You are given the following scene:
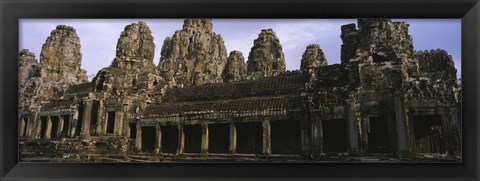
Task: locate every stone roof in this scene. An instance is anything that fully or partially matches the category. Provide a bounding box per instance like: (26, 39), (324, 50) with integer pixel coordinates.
(142, 95), (303, 118)
(41, 99), (73, 111)
(162, 72), (308, 103)
(65, 82), (94, 94)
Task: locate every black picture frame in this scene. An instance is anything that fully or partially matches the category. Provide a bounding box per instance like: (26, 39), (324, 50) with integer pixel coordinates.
(1, 0), (479, 180)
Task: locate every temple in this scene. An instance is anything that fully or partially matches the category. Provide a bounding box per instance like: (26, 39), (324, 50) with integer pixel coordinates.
(19, 19), (461, 162)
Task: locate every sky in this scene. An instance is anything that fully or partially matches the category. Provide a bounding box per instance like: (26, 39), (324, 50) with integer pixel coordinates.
(19, 19), (461, 79)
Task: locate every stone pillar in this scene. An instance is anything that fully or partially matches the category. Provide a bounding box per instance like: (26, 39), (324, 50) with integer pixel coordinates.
(346, 98), (359, 154)
(95, 101), (105, 136)
(24, 116), (31, 138)
(30, 113), (40, 138)
(81, 100), (93, 136)
(35, 116), (42, 139)
(229, 123), (237, 154)
(201, 123), (209, 154)
(69, 113), (76, 137)
(57, 115), (64, 137)
(406, 113), (416, 152)
(45, 116), (53, 139)
(394, 91), (410, 155)
(114, 111), (124, 136)
(135, 122), (142, 152)
(103, 111), (109, 134)
(311, 115), (323, 156)
(262, 119), (271, 155)
(155, 124), (162, 154)
(27, 115), (33, 138)
(177, 125), (185, 154)
(70, 105), (79, 137)
(24, 117), (30, 138)
(19, 115), (25, 137)
(301, 116), (312, 155)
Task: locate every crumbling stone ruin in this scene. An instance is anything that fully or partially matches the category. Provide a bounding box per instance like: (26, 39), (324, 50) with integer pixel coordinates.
(19, 19), (461, 162)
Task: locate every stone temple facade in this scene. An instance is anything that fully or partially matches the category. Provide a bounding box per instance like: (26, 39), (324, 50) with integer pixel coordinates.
(18, 19), (461, 162)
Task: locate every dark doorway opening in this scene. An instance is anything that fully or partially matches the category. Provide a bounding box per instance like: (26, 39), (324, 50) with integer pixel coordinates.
(322, 119), (347, 153)
(184, 124), (202, 153)
(413, 115), (443, 153)
(141, 126), (155, 152)
(106, 111), (115, 134)
(129, 123), (137, 139)
(40, 116), (48, 138)
(208, 123), (230, 153)
(236, 122), (263, 154)
(161, 125), (179, 153)
(76, 103), (84, 136)
(372, 53), (388, 62)
(271, 119), (302, 154)
(50, 116), (59, 138)
(90, 101), (100, 132)
(61, 115), (70, 137)
(368, 116), (390, 153)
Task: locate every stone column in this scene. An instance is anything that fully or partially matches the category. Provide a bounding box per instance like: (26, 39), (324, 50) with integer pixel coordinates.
(229, 123), (237, 154)
(262, 119), (271, 155)
(406, 113), (416, 152)
(69, 114), (75, 137)
(155, 124), (162, 154)
(95, 101), (105, 136)
(103, 111), (109, 134)
(114, 111), (124, 136)
(201, 123), (209, 154)
(30, 113), (40, 138)
(19, 116), (25, 137)
(24, 116), (31, 138)
(35, 116), (42, 139)
(394, 91), (410, 155)
(311, 115), (323, 156)
(70, 106), (79, 137)
(57, 115), (64, 137)
(135, 122), (142, 152)
(346, 97), (359, 154)
(177, 125), (185, 154)
(18, 115), (25, 137)
(81, 100), (93, 136)
(24, 117), (30, 138)
(45, 116), (53, 139)
(301, 116), (312, 155)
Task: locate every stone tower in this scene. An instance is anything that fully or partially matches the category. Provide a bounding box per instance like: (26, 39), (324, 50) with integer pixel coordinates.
(222, 50), (247, 82)
(18, 49), (41, 89)
(300, 44), (328, 72)
(93, 22), (163, 92)
(340, 19), (414, 63)
(247, 28), (286, 79)
(157, 19), (228, 86)
(40, 25), (88, 84)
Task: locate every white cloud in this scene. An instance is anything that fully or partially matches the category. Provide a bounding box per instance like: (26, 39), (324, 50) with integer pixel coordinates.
(273, 21), (335, 50)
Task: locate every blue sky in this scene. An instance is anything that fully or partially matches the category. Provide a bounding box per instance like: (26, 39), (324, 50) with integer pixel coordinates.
(19, 19), (461, 78)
